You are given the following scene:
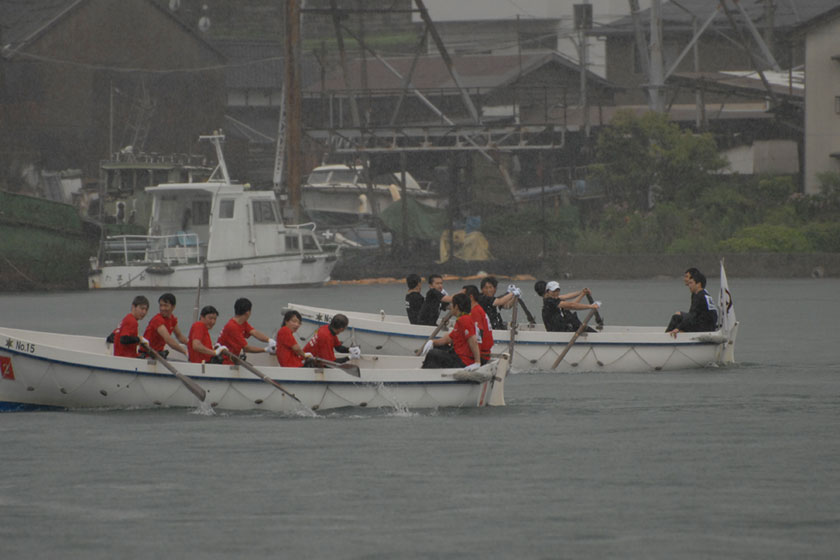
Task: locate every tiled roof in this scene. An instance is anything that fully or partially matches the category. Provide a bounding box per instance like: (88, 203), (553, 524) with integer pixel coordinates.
(212, 40), (320, 89)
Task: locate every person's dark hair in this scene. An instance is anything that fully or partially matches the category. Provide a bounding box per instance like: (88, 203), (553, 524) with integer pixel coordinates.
(159, 292), (176, 306)
(463, 285), (480, 300)
(428, 273), (442, 284)
(690, 270), (707, 288)
(452, 292), (471, 313)
(480, 276), (498, 289)
(200, 305), (218, 317)
(534, 280), (546, 297)
(685, 267), (701, 276)
(234, 298), (252, 316)
(283, 309), (302, 325)
(406, 273), (421, 290)
(132, 295), (150, 307)
(329, 313), (349, 331)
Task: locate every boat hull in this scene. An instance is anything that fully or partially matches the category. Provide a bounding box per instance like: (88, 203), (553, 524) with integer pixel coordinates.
(89, 253), (337, 289)
(0, 328), (508, 413)
(288, 303), (738, 373)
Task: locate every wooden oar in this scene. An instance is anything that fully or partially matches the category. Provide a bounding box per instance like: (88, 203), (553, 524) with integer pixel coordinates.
(223, 350), (304, 405)
(551, 309), (597, 369)
(192, 279), (202, 323)
(584, 292), (604, 329)
(312, 357), (361, 377)
(507, 295), (519, 357)
(517, 297), (536, 326)
(414, 310), (454, 355)
(141, 343), (206, 402)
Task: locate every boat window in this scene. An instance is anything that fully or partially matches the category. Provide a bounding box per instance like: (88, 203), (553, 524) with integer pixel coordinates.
(302, 234), (318, 251)
(330, 169), (358, 184)
(285, 236), (300, 251)
(306, 170), (331, 185)
(252, 200), (277, 223)
(218, 199), (235, 219)
(192, 200), (211, 225)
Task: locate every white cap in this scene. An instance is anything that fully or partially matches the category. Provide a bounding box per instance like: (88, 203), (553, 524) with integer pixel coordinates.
(546, 281), (560, 292)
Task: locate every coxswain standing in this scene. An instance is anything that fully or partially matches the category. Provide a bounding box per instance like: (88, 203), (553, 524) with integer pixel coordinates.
(216, 298), (276, 364)
(111, 295), (150, 358)
(187, 305), (225, 364)
(142, 293), (188, 358)
(420, 293), (481, 371)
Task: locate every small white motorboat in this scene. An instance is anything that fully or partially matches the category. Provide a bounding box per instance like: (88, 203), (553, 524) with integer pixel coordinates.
(88, 133), (338, 289)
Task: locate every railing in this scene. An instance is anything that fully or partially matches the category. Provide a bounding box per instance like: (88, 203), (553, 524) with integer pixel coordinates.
(103, 232), (202, 265)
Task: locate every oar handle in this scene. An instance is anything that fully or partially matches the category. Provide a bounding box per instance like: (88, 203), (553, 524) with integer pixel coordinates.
(141, 342), (206, 402)
(551, 309), (597, 369)
(223, 350), (303, 404)
(312, 357), (361, 377)
(507, 295), (519, 357)
(584, 292), (604, 329)
(517, 297), (536, 326)
(415, 310), (454, 355)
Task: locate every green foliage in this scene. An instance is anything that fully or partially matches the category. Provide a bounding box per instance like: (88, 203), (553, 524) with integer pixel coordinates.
(481, 205), (580, 251)
(718, 224), (812, 253)
(592, 110), (726, 210)
(801, 221), (840, 252)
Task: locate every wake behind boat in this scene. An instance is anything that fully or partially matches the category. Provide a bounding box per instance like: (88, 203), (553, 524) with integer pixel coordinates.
(0, 327), (509, 413)
(288, 263), (739, 373)
(88, 133), (338, 289)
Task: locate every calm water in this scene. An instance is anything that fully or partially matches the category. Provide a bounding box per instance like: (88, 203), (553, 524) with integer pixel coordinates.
(1, 277), (839, 559)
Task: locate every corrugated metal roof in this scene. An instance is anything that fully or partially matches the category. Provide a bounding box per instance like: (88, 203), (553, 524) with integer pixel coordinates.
(597, 0), (840, 35)
(304, 52), (618, 94)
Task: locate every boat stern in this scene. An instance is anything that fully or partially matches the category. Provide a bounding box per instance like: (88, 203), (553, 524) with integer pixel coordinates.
(486, 352), (510, 407)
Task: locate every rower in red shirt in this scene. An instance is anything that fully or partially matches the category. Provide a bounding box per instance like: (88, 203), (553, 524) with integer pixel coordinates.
(464, 284), (494, 364)
(303, 314), (355, 363)
(142, 293), (188, 358)
(420, 293), (481, 370)
(188, 305), (224, 364)
(111, 295), (150, 358)
(275, 310), (309, 367)
(216, 298), (275, 364)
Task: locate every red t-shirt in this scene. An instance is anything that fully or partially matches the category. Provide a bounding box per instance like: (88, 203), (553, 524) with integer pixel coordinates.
(470, 303), (494, 358)
(113, 312), (140, 358)
(276, 325), (303, 367)
(188, 321), (213, 364)
(303, 324), (340, 361)
(143, 313), (178, 353)
(217, 318), (253, 364)
(451, 313), (477, 366)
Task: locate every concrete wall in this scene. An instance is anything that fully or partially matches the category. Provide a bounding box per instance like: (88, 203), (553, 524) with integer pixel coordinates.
(803, 15), (840, 194)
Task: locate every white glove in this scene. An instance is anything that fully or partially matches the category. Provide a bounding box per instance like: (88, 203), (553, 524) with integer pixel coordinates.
(349, 346), (361, 359)
(464, 362), (480, 371)
(421, 340), (434, 357)
(139, 336), (150, 346)
(593, 301), (602, 308)
(214, 344), (228, 357)
(265, 342), (276, 354)
(304, 352), (313, 359)
(268, 337), (276, 347)
(512, 287), (521, 297)
(440, 288), (448, 296)
(506, 284), (516, 293)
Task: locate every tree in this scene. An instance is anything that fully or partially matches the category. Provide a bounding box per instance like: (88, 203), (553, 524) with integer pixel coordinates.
(591, 110), (726, 211)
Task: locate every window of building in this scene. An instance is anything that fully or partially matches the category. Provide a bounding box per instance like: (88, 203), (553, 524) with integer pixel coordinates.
(219, 199), (235, 219)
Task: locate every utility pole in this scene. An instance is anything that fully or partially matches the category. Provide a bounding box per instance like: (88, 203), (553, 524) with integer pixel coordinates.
(648, 0), (665, 113)
(285, 0), (303, 223)
(574, 3), (592, 138)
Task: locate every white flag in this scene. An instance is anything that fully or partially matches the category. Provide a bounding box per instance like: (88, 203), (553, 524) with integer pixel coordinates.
(718, 259), (736, 334)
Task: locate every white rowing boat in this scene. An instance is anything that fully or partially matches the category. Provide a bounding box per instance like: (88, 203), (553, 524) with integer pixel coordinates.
(287, 263), (739, 373)
(0, 328), (509, 413)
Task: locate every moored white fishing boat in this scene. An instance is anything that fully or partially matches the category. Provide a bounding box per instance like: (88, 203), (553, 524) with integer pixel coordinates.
(88, 133), (338, 289)
(287, 263), (739, 373)
(0, 327), (509, 413)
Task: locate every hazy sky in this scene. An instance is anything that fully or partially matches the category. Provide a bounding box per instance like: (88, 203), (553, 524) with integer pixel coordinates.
(417, 0), (652, 22)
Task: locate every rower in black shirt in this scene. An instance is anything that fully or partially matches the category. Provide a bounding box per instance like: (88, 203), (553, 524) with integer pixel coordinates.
(417, 273), (453, 326)
(405, 273), (424, 324)
(477, 276), (518, 330)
